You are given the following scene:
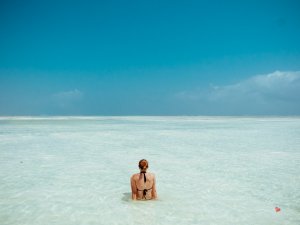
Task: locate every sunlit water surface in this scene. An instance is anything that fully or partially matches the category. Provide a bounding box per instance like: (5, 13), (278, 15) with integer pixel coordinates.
(0, 117), (299, 225)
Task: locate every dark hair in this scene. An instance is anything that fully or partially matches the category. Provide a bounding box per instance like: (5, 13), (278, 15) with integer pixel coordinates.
(138, 159), (148, 171)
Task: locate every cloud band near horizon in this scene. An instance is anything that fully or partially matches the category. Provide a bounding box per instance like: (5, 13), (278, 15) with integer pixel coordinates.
(175, 70), (300, 115)
(0, 70), (300, 116)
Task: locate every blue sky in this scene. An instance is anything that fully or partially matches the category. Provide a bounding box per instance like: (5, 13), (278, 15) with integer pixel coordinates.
(0, 0), (300, 115)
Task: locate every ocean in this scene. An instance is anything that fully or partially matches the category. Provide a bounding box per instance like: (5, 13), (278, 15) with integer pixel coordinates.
(0, 116), (299, 225)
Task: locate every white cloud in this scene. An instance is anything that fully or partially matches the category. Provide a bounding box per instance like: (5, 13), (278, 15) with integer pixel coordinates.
(53, 89), (83, 100)
(176, 71), (300, 115)
(52, 89), (83, 108)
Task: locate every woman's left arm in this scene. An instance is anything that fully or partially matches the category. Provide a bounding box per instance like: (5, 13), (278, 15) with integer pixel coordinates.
(151, 174), (157, 199)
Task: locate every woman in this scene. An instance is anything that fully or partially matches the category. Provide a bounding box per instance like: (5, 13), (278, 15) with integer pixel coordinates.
(130, 159), (157, 200)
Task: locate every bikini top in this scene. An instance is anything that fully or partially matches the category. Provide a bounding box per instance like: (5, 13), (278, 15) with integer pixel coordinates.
(136, 171), (153, 199)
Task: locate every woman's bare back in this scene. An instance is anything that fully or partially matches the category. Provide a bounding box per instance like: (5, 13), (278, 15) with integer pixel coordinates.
(131, 159), (157, 200)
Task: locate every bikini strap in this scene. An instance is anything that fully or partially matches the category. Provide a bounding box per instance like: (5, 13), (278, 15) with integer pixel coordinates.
(137, 187), (152, 199)
(137, 172), (152, 199)
(140, 171), (146, 183)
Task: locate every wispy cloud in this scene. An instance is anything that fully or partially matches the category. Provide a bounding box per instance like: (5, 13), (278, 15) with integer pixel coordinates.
(52, 89), (83, 108)
(175, 71), (300, 115)
(53, 89), (83, 100)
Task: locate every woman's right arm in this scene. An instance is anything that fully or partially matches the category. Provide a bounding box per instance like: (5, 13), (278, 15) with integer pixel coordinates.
(131, 175), (137, 200)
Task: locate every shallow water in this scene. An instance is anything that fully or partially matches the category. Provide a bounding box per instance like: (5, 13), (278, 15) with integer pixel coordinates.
(0, 116), (299, 225)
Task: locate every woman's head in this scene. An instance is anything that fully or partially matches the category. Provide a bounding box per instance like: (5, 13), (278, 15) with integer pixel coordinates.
(138, 159), (148, 172)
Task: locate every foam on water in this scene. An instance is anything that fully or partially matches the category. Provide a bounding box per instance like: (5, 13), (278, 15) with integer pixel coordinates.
(0, 117), (300, 225)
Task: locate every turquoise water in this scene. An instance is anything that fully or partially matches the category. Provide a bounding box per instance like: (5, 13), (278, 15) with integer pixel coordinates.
(0, 116), (299, 225)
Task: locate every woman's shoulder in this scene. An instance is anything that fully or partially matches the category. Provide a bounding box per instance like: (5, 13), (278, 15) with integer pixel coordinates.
(131, 173), (140, 179)
(146, 172), (156, 179)
(131, 172), (155, 179)
(147, 172), (155, 175)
